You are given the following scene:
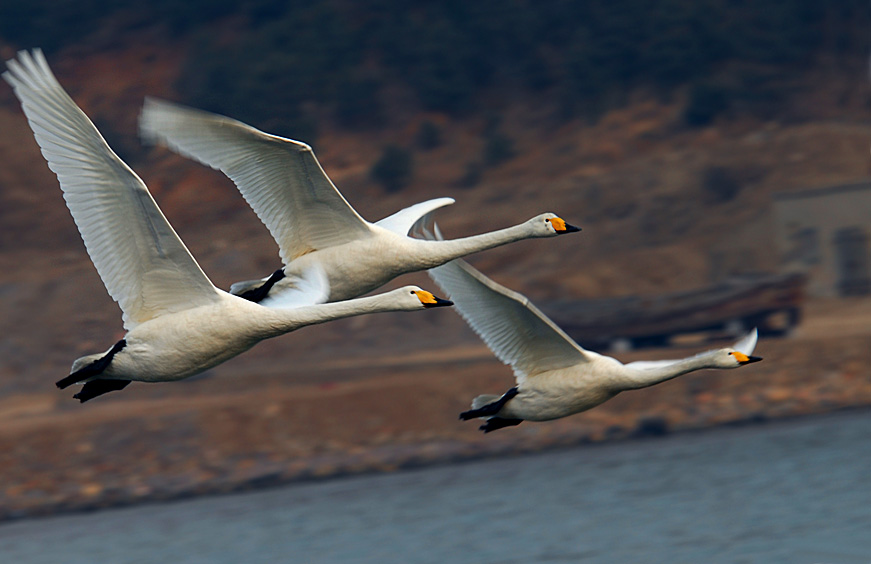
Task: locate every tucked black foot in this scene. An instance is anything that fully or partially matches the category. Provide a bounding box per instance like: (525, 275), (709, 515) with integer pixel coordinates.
(480, 417), (524, 433)
(73, 379), (131, 403)
(236, 268), (285, 303)
(56, 339), (127, 389)
(459, 387), (519, 420)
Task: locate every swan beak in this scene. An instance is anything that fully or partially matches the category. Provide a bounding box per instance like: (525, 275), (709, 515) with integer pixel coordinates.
(550, 217), (581, 234)
(416, 290), (454, 308)
(733, 351), (763, 365)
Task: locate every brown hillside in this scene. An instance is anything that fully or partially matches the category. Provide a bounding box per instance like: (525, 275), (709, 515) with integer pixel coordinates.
(0, 33), (870, 517)
(0, 41), (870, 395)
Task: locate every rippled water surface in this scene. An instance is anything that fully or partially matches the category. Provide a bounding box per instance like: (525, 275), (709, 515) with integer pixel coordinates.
(3, 412), (871, 564)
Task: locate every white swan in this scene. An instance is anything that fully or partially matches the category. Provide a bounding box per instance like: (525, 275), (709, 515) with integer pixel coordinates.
(3, 49), (452, 402)
(424, 231), (763, 432)
(138, 98), (580, 307)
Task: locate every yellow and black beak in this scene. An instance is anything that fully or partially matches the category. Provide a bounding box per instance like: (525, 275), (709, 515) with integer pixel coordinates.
(548, 217), (581, 234)
(733, 351), (763, 365)
(415, 290), (454, 308)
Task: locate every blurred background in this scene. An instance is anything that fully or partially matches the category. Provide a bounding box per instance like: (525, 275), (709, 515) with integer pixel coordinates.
(0, 1), (870, 561)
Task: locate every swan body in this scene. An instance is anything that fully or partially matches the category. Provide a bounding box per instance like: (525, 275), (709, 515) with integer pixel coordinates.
(139, 99), (580, 306)
(424, 232), (763, 432)
(70, 287), (448, 384)
(4, 49), (451, 401)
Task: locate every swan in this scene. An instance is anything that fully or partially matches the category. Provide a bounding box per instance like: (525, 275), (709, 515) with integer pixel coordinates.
(3, 49), (452, 402)
(138, 98), (580, 307)
(423, 228), (763, 432)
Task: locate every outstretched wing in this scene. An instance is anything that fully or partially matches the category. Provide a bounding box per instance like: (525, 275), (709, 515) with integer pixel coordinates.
(428, 253), (591, 381)
(375, 197), (455, 236)
(139, 98), (374, 264)
(733, 327), (758, 356)
(4, 50), (220, 330)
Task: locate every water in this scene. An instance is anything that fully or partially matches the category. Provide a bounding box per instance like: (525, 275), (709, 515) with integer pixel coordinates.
(3, 411), (871, 564)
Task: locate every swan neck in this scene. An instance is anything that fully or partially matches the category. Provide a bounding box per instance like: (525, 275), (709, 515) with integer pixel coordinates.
(618, 352), (716, 391)
(422, 222), (534, 265)
(265, 293), (399, 335)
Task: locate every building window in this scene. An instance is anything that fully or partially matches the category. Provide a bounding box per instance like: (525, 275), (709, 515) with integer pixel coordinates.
(833, 227), (871, 296)
(784, 226), (820, 266)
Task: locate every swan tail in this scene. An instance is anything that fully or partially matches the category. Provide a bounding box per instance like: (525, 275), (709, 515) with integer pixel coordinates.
(471, 394), (502, 410)
(461, 391), (525, 432)
(231, 268), (285, 303)
(229, 278), (266, 297)
(57, 340), (129, 402)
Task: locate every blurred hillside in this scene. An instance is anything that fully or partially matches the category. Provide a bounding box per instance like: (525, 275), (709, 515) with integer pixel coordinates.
(2, 2), (871, 517)
(0, 1), (869, 395)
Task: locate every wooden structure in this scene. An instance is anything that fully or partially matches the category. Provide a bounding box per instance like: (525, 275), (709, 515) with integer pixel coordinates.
(543, 272), (806, 351)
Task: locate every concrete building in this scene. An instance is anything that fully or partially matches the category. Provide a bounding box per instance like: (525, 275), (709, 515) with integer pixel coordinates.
(773, 180), (871, 297)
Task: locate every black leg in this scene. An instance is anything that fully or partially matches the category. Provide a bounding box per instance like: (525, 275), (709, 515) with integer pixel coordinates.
(236, 268), (285, 303)
(73, 379), (131, 403)
(56, 339), (127, 389)
(480, 417), (524, 433)
(459, 387), (519, 420)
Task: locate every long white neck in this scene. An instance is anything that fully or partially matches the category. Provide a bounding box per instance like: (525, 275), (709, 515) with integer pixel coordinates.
(258, 292), (411, 337)
(614, 351), (720, 391)
(412, 222), (538, 268)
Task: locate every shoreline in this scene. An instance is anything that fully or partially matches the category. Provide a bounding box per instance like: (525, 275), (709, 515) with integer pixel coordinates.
(2, 323), (870, 524)
(2, 404), (868, 524)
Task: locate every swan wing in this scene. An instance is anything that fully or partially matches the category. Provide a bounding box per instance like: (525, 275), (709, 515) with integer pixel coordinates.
(259, 264), (330, 309)
(4, 50), (220, 330)
(375, 197), (455, 236)
(428, 257), (591, 381)
(139, 98), (373, 264)
(733, 327), (758, 356)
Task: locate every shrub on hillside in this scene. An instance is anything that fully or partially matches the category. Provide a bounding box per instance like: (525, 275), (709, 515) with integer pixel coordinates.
(371, 145), (413, 193)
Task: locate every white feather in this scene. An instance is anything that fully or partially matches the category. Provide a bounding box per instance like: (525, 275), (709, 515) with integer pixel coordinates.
(375, 197), (455, 236)
(259, 264), (330, 309)
(733, 327), (758, 356)
(139, 98), (373, 263)
(3, 50), (219, 330)
(429, 259), (591, 381)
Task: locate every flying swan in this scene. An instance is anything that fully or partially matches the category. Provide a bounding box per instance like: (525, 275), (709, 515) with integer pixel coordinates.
(423, 228), (763, 432)
(3, 49), (452, 402)
(138, 99), (580, 307)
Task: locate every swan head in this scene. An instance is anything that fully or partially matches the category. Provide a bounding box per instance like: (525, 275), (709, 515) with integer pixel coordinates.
(530, 213), (581, 237)
(399, 286), (454, 309)
(712, 348), (764, 369)
(722, 327), (762, 368)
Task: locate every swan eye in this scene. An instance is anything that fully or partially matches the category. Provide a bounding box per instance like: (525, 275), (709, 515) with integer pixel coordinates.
(410, 291), (416, 295)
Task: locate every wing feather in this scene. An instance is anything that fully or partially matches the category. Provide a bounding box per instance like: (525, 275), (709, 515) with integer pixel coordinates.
(259, 264), (331, 309)
(139, 98), (373, 263)
(375, 197), (455, 236)
(4, 50), (219, 329)
(428, 257), (591, 381)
